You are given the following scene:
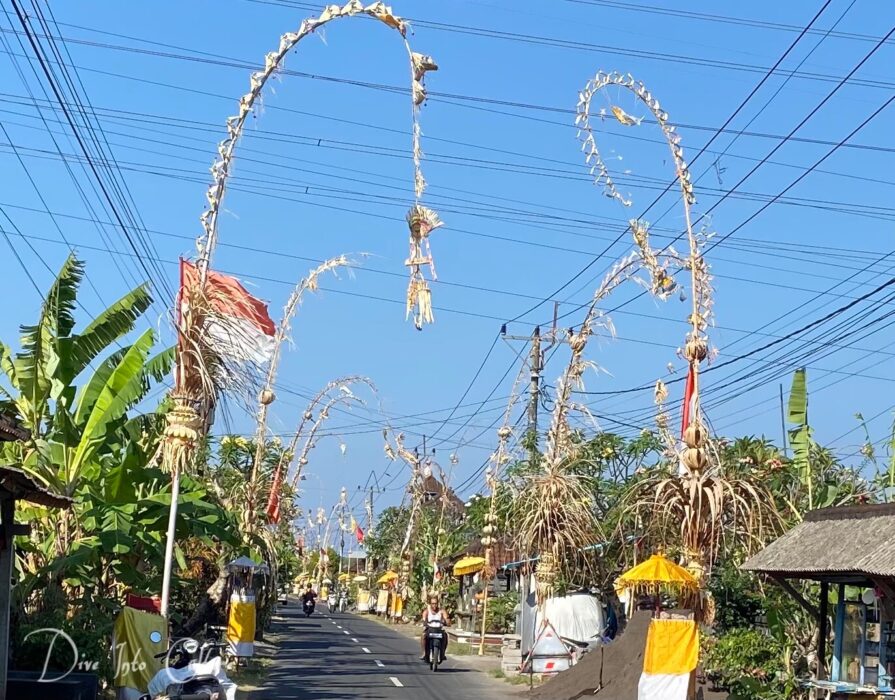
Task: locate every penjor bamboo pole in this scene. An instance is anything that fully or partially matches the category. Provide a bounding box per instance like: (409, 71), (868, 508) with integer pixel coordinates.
(160, 467), (181, 617)
(160, 259), (187, 618)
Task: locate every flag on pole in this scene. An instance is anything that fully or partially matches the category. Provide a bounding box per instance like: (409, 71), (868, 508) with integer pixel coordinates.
(265, 464), (283, 524)
(638, 618), (698, 700)
(181, 260), (276, 366)
(351, 517), (365, 543)
(680, 364), (695, 437)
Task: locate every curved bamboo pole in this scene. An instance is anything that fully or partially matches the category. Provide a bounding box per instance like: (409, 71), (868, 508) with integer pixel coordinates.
(246, 257), (352, 532)
(576, 73), (712, 450)
(477, 362), (527, 654)
(194, 1), (442, 328)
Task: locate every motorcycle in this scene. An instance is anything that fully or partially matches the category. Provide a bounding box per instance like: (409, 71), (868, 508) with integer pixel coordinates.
(424, 621), (445, 672)
(139, 637), (236, 700)
(337, 589), (348, 613)
(303, 597), (316, 617)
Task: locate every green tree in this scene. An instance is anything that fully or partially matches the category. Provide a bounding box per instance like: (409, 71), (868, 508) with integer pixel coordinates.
(1, 256), (235, 681)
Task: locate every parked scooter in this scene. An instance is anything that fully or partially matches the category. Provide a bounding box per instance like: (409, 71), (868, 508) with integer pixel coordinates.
(140, 637), (236, 700)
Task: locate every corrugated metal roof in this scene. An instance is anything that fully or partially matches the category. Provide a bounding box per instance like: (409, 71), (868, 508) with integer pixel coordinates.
(742, 503), (895, 579)
(0, 466), (72, 509)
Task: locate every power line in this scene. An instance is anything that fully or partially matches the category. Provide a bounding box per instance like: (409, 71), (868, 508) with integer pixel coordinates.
(9, 0), (171, 299)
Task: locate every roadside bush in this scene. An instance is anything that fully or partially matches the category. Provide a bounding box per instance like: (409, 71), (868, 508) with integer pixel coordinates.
(704, 627), (790, 700)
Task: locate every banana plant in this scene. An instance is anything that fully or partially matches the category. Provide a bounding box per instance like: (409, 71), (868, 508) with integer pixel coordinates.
(787, 368), (814, 510)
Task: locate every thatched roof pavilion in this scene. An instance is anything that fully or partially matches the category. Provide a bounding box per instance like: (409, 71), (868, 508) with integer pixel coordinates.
(743, 503), (895, 696)
(743, 503), (895, 585)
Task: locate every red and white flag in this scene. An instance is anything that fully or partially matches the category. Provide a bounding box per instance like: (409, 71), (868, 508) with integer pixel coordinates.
(180, 260), (276, 366)
(351, 517), (365, 544)
(265, 464), (283, 524)
(680, 364), (695, 437)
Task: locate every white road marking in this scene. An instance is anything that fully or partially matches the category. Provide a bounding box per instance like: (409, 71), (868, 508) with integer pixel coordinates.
(352, 637), (359, 643)
(389, 677), (403, 687)
(343, 630), (350, 635)
(375, 660), (385, 668)
(362, 647), (371, 654)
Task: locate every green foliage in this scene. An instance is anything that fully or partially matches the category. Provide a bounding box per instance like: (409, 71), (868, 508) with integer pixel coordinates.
(787, 368), (813, 508)
(708, 563), (768, 634)
(704, 628), (789, 700)
(1, 256), (238, 685)
(484, 591), (518, 633)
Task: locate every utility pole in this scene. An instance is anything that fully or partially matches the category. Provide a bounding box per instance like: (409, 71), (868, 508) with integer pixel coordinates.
(527, 326), (542, 459)
(503, 317), (558, 463)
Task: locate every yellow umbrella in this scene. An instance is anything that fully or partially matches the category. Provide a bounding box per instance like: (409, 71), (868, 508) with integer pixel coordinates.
(376, 571), (398, 585)
(453, 555), (486, 577)
(338, 572), (350, 582)
(352, 575), (368, 583)
(615, 554), (698, 596)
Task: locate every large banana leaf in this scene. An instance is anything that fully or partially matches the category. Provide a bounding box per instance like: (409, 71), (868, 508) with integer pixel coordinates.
(57, 284), (153, 387)
(787, 368), (813, 505)
(68, 329), (157, 484)
(13, 255), (83, 428)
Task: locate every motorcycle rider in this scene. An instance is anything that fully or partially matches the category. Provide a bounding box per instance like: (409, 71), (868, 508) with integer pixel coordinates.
(419, 594), (450, 663)
(301, 583), (317, 612)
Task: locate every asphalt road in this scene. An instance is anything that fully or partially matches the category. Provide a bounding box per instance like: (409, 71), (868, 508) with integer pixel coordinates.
(256, 600), (518, 700)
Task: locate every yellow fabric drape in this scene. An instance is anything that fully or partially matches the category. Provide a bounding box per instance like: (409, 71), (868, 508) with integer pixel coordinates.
(227, 592), (257, 657)
(642, 619), (699, 676)
(113, 607), (167, 691)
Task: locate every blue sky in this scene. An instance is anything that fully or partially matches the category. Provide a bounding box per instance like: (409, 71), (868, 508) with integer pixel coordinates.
(1, 0), (894, 523)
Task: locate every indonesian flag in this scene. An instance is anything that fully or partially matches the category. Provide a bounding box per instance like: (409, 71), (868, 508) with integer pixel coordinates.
(265, 464), (283, 524)
(638, 619), (698, 700)
(351, 517), (364, 544)
(180, 260), (276, 366)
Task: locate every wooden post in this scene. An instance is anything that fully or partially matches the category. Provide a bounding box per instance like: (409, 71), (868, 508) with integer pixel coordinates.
(818, 580), (829, 681)
(832, 583), (846, 681)
(0, 494), (16, 700)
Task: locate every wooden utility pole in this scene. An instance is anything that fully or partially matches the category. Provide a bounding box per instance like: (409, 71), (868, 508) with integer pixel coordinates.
(502, 310), (564, 463)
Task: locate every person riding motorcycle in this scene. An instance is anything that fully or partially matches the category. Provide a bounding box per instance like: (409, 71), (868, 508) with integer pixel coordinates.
(301, 584), (317, 612)
(419, 595), (449, 663)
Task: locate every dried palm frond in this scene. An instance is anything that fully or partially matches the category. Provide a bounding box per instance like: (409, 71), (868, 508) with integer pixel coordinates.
(405, 205), (444, 330)
(577, 71), (694, 209)
(515, 459), (602, 602)
(624, 443), (781, 582)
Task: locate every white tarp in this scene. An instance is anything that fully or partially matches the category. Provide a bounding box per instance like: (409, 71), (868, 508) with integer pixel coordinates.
(535, 592), (605, 644)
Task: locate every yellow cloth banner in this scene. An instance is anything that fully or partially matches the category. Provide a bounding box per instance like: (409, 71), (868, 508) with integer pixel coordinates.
(227, 592), (256, 657)
(389, 593), (404, 618)
(113, 607), (167, 691)
(642, 619), (699, 676)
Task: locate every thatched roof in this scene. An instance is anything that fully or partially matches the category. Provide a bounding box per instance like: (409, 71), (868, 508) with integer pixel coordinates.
(742, 503), (895, 584)
(0, 412), (29, 442)
(0, 466), (72, 509)
(421, 474), (464, 511)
